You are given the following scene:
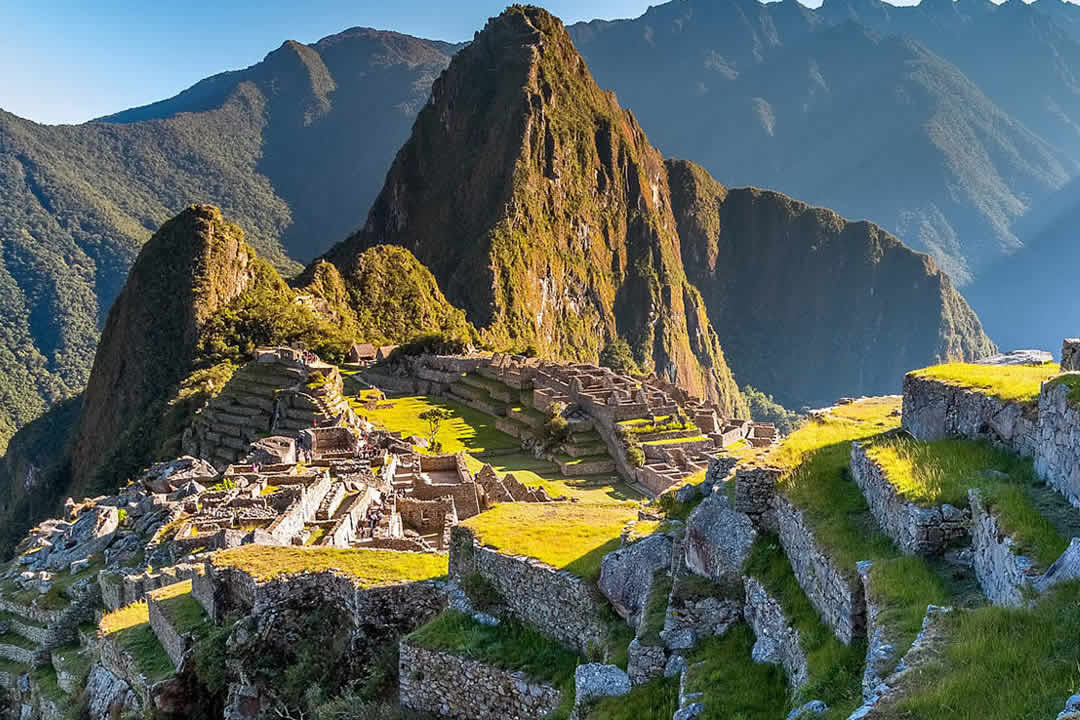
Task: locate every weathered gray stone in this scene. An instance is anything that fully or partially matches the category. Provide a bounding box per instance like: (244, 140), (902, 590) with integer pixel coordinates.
(744, 575), (809, 693)
(1062, 340), (1080, 372)
(573, 663), (631, 714)
(627, 638), (667, 686)
(85, 664), (139, 720)
(673, 703), (705, 720)
(685, 495), (756, 584)
(140, 456), (217, 494)
(786, 700), (828, 719)
(976, 350), (1054, 366)
(664, 654), (688, 678)
(1034, 379), (1080, 507)
(598, 534), (673, 628)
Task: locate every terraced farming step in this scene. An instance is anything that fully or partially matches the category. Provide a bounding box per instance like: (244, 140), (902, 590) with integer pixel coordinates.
(555, 454), (617, 477)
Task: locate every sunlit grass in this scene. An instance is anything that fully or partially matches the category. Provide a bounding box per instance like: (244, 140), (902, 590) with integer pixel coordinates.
(766, 397), (901, 471)
(356, 394), (518, 453)
(211, 546), (447, 586)
(909, 363), (1060, 405)
(461, 502), (639, 581)
(462, 453), (639, 503)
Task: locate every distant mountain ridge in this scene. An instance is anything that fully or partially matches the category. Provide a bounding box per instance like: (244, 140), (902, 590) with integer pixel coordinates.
(0, 27), (454, 452)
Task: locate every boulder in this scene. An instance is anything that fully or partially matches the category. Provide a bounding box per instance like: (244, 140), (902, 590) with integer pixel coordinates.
(45, 505), (119, 570)
(598, 534), (673, 627)
(573, 664), (631, 710)
(786, 700), (828, 719)
(85, 665), (138, 720)
(685, 495), (756, 584)
(167, 481), (206, 502)
(139, 456), (217, 494)
(975, 349), (1054, 366)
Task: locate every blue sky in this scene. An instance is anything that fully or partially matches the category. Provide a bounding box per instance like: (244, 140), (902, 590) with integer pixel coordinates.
(0, 0), (662, 125)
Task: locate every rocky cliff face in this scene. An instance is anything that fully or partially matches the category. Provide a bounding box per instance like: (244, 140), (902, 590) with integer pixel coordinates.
(71, 205), (257, 493)
(667, 159), (995, 409)
(326, 6), (746, 414)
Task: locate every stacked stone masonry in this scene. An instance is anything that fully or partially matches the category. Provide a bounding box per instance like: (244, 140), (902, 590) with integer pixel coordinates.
(449, 526), (609, 656)
(968, 489), (1080, 607)
(1035, 381), (1080, 508)
(775, 495), (864, 645)
(398, 641), (562, 720)
(850, 442), (969, 556)
(902, 374), (1039, 457)
(743, 576), (809, 693)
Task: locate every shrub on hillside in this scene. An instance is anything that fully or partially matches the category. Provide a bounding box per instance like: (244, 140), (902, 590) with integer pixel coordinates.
(743, 385), (806, 436)
(599, 338), (638, 375)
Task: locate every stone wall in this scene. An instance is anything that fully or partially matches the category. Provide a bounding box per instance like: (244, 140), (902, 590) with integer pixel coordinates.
(850, 442), (969, 556)
(902, 374), (1039, 457)
(398, 496), (458, 535)
(743, 576), (809, 693)
(0, 599), (59, 626)
(7, 617), (47, 646)
(0, 643), (34, 665)
(398, 640), (562, 720)
(775, 495), (864, 645)
(146, 590), (188, 669)
(449, 526), (609, 656)
(1034, 381), (1080, 507)
(734, 466), (782, 533)
(99, 563), (203, 611)
(967, 488), (1079, 608)
(858, 561), (903, 702)
(99, 633), (151, 706)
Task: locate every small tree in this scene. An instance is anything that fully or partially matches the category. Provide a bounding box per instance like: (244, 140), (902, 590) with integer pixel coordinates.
(419, 408), (453, 449)
(599, 338), (638, 375)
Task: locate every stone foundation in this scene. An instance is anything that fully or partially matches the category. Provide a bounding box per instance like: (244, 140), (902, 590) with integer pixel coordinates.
(734, 466), (782, 533)
(775, 496), (864, 645)
(850, 442), (969, 556)
(399, 641), (562, 719)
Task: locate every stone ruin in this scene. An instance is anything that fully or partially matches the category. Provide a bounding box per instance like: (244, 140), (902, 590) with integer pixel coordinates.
(183, 347), (362, 468)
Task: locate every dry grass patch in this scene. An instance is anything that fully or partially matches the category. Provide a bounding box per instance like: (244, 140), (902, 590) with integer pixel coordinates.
(909, 363), (1060, 405)
(461, 502), (640, 581)
(210, 545), (447, 586)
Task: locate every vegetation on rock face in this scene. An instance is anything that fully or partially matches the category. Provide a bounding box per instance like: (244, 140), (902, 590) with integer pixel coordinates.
(667, 159), (995, 411)
(324, 5), (746, 416)
(0, 28), (455, 461)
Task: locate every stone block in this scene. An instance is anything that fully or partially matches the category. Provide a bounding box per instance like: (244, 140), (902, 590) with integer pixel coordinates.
(685, 495), (756, 585)
(598, 534), (673, 628)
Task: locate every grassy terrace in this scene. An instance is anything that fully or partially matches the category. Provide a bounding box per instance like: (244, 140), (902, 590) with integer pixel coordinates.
(211, 546), (448, 585)
(149, 580), (208, 636)
(99, 601), (174, 682)
(889, 580), (1080, 720)
(909, 362), (1060, 405)
(744, 538), (866, 717)
(4, 553), (106, 611)
(863, 435), (1073, 568)
(588, 677), (679, 720)
(1048, 373), (1080, 408)
(460, 502), (640, 582)
(409, 610), (580, 718)
(465, 453), (636, 503)
(353, 394), (519, 454)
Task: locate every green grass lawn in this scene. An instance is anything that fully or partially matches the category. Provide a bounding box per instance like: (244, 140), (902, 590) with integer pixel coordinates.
(909, 363), (1060, 405)
(684, 625), (790, 720)
(887, 580), (1080, 720)
(211, 546), (448, 585)
(588, 676), (679, 720)
(463, 453), (640, 503)
(767, 396), (901, 471)
(355, 394), (519, 454)
(460, 502), (641, 582)
(148, 580), (209, 636)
